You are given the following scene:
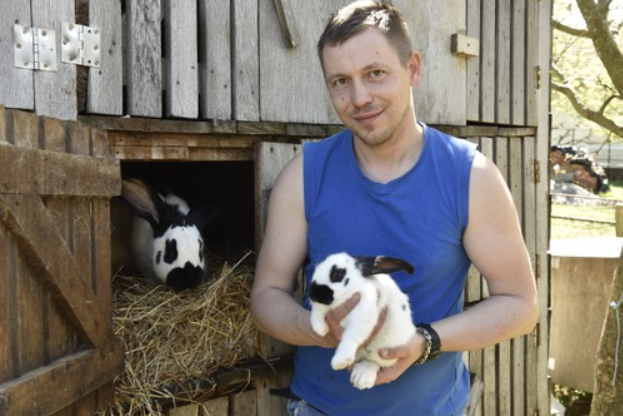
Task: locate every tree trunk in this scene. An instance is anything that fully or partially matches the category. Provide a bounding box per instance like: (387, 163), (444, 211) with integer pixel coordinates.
(590, 247), (623, 415)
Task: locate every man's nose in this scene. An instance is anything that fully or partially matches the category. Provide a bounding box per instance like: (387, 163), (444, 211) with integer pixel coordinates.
(351, 80), (373, 107)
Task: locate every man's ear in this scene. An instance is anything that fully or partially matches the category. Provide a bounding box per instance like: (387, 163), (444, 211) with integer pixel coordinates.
(408, 51), (422, 87)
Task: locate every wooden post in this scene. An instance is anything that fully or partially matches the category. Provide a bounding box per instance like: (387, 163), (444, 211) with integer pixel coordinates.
(615, 205), (623, 237)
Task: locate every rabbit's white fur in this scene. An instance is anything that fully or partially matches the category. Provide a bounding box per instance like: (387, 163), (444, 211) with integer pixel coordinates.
(116, 177), (212, 292)
(309, 252), (416, 390)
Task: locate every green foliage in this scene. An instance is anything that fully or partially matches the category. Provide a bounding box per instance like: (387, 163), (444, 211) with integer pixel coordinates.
(554, 384), (590, 410)
(551, 0), (623, 138)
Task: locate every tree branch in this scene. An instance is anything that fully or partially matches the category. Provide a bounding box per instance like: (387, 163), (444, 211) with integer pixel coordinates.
(553, 19), (590, 37)
(577, 0), (623, 95)
(551, 80), (623, 138)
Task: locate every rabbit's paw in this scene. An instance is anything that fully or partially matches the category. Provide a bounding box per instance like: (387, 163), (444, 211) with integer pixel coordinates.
(310, 311), (329, 337)
(331, 342), (358, 370)
(350, 361), (379, 390)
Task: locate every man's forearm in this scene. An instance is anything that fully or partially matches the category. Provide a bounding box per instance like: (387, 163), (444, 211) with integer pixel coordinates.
(432, 294), (538, 353)
(251, 287), (326, 347)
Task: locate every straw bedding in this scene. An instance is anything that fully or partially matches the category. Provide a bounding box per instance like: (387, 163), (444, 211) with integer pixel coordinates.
(98, 253), (260, 416)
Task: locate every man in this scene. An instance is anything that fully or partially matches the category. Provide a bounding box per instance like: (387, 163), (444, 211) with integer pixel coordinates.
(250, 1), (539, 415)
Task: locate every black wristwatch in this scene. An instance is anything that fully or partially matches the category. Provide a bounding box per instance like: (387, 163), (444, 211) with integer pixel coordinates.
(414, 323), (441, 364)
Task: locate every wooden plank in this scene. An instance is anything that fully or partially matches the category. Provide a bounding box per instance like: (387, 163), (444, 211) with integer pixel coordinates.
(0, 340), (124, 416)
(0, 106), (7, 143)
(255, 142), (302, 360)
(255, 368), (292, 416)
(41, 117), (68, 153)
(88, 0), (123, 115)
(494, 138), (510, 416)
(509, 138), (525, 416)
(92, 197), (116, 411)
(0, 145), (120, 196)
(535, 1), (552, 414)
(466, 0), (481, 122)
(164, 0), (199, 119)
(91, 127), (111, 158)
(81, 115), (237, 134)
(480, 0), (496, 123)
(199, 396), (228, 416)
(0, 220), (12, 385)
(495, 0), (511, 124)
(232, 390), (257, 416)
(234, 0), (260, 121)
(168, 404), (199, 416)
(10, 109), (39, 149)
(32, 0), (77, 120)
(15, 231), (46, 378)
(512, 1), (526, 126)
(478, 137), (495, 416)
(199, 0), (232, 120)
(126, 0), (163, 117)
(259, 0), (340, 124)
(255, 142), (302, 253)
(0, 194), (111, 347)
(0, 1), (33, 111)
(238, 121), (286, 135)
(523, 138), (539, 416)
(400, 0), (466, 125)
(42, 196), (76, 416)
(497, 341), (511, 416)
(525, 0), (539, 126)
(273, 0), (300, 48)
(67, 120), (91, 156)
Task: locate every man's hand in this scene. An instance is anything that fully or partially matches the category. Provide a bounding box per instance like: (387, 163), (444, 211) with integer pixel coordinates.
(373, 332), (427, 386)
(318, 293), (387, 348)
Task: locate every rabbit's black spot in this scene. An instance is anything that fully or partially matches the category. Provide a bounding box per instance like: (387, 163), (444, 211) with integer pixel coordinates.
(164, 239), (178, 264)
(344, 278), (350, 286)
(330, 265), (346, 283)
(167, 262), (204, 292)
(156, 251), (162, 264)
(309, 282), (334, 305)
(199, 241), (204, 262)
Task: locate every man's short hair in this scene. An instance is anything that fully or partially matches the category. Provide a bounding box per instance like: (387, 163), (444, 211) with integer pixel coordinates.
(317, 1), (413, 69)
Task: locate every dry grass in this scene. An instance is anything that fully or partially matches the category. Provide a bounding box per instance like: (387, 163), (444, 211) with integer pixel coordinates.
(99, 252), (260, 416)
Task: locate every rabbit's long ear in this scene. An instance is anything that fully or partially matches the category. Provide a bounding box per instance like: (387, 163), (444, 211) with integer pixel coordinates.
(187, 203), (221, 231)
(121, 178), (164, 228)
(355, 256), (415, 277)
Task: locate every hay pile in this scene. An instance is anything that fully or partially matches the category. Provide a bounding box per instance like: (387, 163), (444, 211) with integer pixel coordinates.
(99, 253), (260, 416)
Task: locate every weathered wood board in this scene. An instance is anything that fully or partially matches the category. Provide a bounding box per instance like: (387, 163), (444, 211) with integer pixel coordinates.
(88, 0), (123, 116)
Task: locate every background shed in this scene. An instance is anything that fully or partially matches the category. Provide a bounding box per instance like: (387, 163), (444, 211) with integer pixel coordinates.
(0, 1), (552, 416)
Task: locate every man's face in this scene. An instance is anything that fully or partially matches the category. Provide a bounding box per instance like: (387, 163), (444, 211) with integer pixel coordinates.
(321, 28), (420, 147)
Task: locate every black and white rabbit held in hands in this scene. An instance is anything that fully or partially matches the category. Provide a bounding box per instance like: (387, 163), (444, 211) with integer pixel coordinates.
(120, 177), (216, 292)
(309, 252), (416, 390)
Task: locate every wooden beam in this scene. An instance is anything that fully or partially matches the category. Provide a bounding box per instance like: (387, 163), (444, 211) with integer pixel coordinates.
(272, 0), (300, 48)
(0, 194), (111, 347)
(0, 145), (120, 196)
(0, 340), (124, 416)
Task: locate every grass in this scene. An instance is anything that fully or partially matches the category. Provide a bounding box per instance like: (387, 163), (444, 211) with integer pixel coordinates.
(550, 179), (623, 240)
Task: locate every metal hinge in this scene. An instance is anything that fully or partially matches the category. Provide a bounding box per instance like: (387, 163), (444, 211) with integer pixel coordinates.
(61, 23), (101, 68)
(14, 24), (57, 71)
(535, 65), (542, 89)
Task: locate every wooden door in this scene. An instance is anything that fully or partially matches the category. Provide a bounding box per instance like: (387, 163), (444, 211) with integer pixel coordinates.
(0, 107), (123, 416)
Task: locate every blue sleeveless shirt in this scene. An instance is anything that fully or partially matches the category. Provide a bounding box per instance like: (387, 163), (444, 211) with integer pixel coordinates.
(292, 124), (476, 416)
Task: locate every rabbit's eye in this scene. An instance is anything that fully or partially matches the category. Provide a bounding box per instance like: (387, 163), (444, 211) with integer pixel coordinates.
(330, 265), (346, 283)
(164, 239), (178, 264)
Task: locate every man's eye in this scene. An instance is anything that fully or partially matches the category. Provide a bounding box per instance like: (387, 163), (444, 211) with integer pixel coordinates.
(370, 69), (383, 78)
(334, 78), (348, 87)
